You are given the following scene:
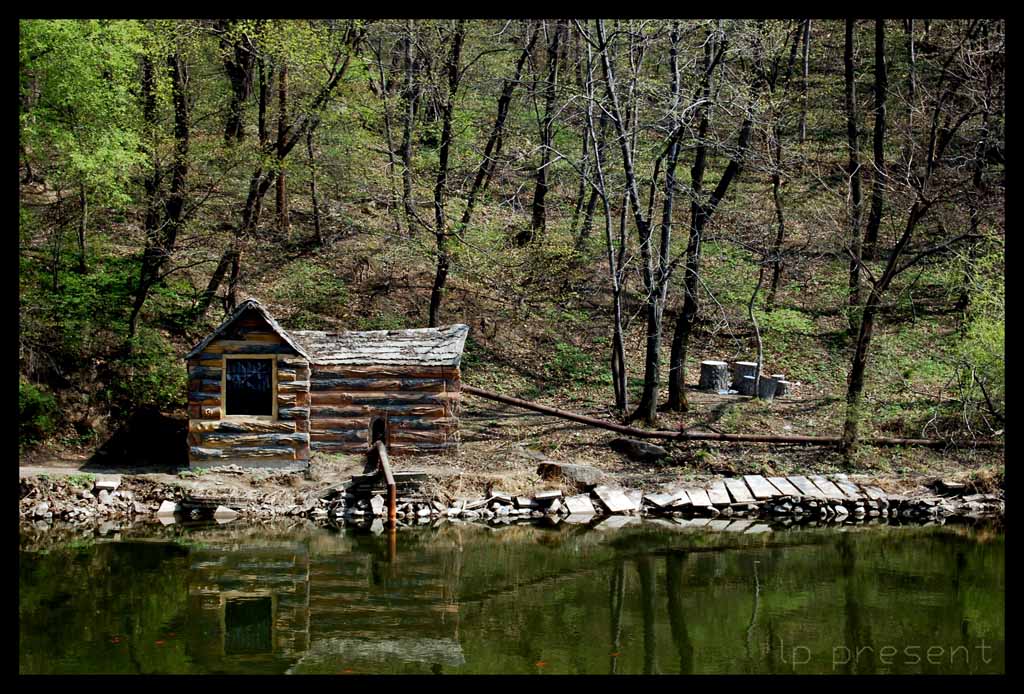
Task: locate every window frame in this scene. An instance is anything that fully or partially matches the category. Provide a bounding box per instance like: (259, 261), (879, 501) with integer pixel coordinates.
(221, 354), (279, 420)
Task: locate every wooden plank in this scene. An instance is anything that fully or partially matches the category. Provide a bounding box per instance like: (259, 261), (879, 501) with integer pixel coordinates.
(724, 478), (755, 503)
(676, 517), (710, 528)
(808, 475), (847, 500)
(706, 520), (732, 531)
(592, 486), (636, 514)
(765, 476), (801, 497)
(563, 495), (596, 515)
(278, 381), (311, 393)
(743, 475), (782, 499)
(309, 404), (447, 418)
(189, 419), (295, 434)
(198, 432), (310, 446)
(310, 377), (453, 392)
(311, 441), (368, 453)
(685, 487), (712, 507)
(830, 477), (865, 500)
(310, 431), (367, 443)
(310, 391), (446, 406)
(862, 485), (888, 501)
(644, 492), (676, 509)
(310, 364), (454, 379)
(787, 475), (826, 498)
(723, 520), (755, 532)
(744, 524), (772, 534)
(278, 407), (311, 421)
(669, 489), (692, 507)
(188, 366), (222, 379)
(706, 480), (732, 506)
(204, 341), (289, 355)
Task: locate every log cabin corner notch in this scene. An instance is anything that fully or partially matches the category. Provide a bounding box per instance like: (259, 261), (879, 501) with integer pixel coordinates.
(185, 298), (469, 469)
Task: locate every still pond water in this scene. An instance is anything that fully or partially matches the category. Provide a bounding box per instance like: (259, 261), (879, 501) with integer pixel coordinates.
(20, 519), (1004, 675)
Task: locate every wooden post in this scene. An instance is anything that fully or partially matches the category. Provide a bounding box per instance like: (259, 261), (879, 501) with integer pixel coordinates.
(375, 440), (397, 523)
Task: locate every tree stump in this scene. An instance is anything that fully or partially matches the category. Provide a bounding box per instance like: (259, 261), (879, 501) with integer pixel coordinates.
(731, 361), (759, 391)
(699, 360), (731, 392)
(771, 375), (790, 398)
(738, 374), (758, 396)
(757, 376), (778, 401)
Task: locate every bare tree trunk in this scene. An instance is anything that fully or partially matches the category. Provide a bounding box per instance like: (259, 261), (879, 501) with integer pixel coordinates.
(844, 19), (864, 330)
(570, 24), (590, 241)
(766, 131), (786, 311)
(258, 57), (271, 148)
(307, 129), (323, 246)
(578, 108), (608, 245)
(521, 20), (564, 245)
(667, 23), (719, 412)
(594, 19), (658, 424)
(197, 23), (362, 317)
(863, 19), (887, 260)
(129, 53), (190, 342)
(582, 33), (628, 412)
(219, 19), (254, 144)
(799, 19), (810, 144)
(371, 37), (402, 233)
(276, 61), (290, 235)
(749, 263), (766, 395)
(428, 21), (466, 327)
(842, 201), (926, 452)
(459, 21), (538, 233)
(400, 20), (419, 235)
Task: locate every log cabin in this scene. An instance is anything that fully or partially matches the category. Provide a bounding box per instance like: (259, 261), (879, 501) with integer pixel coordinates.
(185, 298), (469, 469)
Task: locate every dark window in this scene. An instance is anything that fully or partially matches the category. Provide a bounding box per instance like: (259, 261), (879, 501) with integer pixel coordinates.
(224, 597), (273, 654)
(371, 417), (387, 444)
(225, 358), (273, 416)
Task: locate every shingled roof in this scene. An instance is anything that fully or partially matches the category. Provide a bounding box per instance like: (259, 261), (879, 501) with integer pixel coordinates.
(186, 298), (469, 367)
(291, 324), (469, 367)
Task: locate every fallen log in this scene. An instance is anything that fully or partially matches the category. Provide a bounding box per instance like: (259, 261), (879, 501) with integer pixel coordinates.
(461, 385), (1003, 449)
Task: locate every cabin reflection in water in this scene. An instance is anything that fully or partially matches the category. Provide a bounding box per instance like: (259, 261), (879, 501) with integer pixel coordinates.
(185, 527), (463, 674)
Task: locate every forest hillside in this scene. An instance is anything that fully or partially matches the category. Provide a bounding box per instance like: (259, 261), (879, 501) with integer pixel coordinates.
(18, 19), (1004, 472)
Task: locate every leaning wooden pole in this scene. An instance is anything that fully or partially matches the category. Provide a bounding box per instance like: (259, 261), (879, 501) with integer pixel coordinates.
(461, 385), (1003, 450)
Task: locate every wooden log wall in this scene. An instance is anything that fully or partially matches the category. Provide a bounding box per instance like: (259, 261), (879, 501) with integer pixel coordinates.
(187, 313), (311, 466)
(308, 364), (461, 455)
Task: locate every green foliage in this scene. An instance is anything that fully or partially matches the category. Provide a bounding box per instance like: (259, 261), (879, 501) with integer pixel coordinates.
(354, 312), (408, 331)
(19, 378), (58, 448)
(20, 20), (148, 209)
(114, 328), (187, 413)
(544, 341), (604, 386)
(270, 264), (349, 329)
(755, 308), (816, 335)
(65, 473), (97, 487)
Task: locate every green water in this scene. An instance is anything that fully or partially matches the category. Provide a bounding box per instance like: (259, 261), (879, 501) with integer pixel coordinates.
(19, 519), (1004, 675)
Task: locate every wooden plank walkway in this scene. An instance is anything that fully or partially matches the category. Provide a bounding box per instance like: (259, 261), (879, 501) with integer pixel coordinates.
(744, 475), (782, 499)
(590, 474), (885, 519)
(724, 478), (755, 503)
(686, 488), (713, 507)
(766, 476), (800, 496)
(787, 475), (826, 499)
(706, 481), (732, 506)
(808, 475), (846, 500)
